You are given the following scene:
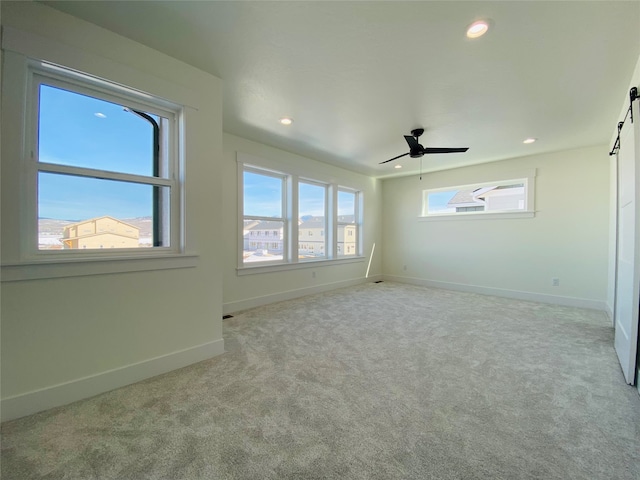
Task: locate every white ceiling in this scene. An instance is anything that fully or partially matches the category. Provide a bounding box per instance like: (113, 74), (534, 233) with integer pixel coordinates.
(42, 1), (640, 178)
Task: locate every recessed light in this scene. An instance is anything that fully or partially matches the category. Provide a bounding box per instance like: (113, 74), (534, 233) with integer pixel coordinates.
(394, 165), (402, 169)
(523, 138), (537, 144)
(94, 112), (106, 118)
(466, 20), (489, 39)
(279, 117), (293, 126)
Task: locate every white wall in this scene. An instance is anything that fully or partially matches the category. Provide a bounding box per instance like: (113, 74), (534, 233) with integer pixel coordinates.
(381, 145), (610, 309)
(0, 3), (224, 421)
(222, 133), (383, 313)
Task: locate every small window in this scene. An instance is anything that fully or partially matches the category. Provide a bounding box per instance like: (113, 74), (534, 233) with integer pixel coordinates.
(422, 175), (534, 218)
(32, 67), (179, 253)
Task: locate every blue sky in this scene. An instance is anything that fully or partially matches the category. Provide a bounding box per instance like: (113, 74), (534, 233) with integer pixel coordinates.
(38, 84), (156, 219)
(244, 172), (355, 219)
(427, 190), (457, 213)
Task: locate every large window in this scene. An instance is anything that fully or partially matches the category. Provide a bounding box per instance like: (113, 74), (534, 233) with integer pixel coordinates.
(239, 161), (363, 268)
(30, 64), (180, 253)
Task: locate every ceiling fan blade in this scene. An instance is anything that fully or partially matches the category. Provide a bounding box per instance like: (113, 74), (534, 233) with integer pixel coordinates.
(379, 152), (410, 164)
(422, 147), (469, 154)
(404, 135), (420, 150)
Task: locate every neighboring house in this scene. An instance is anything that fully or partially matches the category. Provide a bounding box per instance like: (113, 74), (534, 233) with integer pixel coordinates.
(244, 217), (357, 257)
(447, 185), (524, 213)
(62, 216), (140, 249)
(337, 215), (357, 256)
(447, 189), (486, 212)
(243, 220), (284, 255)
(474, 184), (525, 211)
(298, 217), (326, 256)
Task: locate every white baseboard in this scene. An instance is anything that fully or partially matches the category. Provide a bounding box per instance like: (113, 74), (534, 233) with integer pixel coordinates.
(1, 338), (225, 422)
(223, 275), (383, 314)
(383, 275), (608, 311)
(605, 303), (614, 325)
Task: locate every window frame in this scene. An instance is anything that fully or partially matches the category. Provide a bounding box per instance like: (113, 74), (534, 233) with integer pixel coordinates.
(336, 187), (363, 258)
(25, 61), (182, 258)
(298, 178), (329, 261)
(237, 156), (364, 273)
(420, 170), (536, 221)
(241, 165), (288, 266)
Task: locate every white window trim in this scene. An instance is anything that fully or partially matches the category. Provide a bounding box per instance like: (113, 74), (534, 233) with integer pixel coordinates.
(298, 178), (329, 261)
(239, 164), (288, 266)
(25, 61), (183, 259)
(336, 187), (363, 258)
(420, 169), (536, 221)
(1, 254), (199, 282)
(1, 46), (197, 281)
(237, 153), (365, 273)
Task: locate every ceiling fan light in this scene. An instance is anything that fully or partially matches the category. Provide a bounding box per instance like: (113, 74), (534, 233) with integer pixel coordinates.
(394, 165), (402, 169)
(466, 21), (489, 39)
(279, 117), (293, 126)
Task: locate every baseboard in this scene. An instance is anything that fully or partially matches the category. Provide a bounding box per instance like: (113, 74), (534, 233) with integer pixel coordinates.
(1, 338), (225, 422)
(605, 303), (614, 325)
(223, 275), (383, 314)
(383, 275), (608, 311)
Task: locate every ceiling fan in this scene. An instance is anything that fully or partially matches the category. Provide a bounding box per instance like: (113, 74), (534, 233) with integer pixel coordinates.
(380, 128), (469, 164)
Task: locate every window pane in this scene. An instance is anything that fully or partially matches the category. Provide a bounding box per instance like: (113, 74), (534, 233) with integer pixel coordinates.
(426, 190), (457, 215)
(338, 190), (355, 222)
(243, 220), (284, 263)
(338, 224), (357, 257)
(38, 172), (168, 250)
(243, 171), (283, 218)
(426, 183), (526, 215)
(299, 182), (326, 259)
(38, 84), (160, 177)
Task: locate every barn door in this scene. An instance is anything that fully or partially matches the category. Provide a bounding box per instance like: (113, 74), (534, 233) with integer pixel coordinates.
(614, 91), (640, 385)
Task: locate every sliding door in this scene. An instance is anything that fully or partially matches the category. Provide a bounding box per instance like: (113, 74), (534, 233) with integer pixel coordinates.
(614, 96), (640, 385)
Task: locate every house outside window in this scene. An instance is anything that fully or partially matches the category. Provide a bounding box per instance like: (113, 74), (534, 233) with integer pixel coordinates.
(421, 173), (535, 219)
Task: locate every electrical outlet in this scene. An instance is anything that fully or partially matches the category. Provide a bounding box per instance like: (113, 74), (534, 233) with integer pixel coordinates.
(552, 278), (560, 287)
(312, 271), (316, 278)
(403, 265), (407, 271)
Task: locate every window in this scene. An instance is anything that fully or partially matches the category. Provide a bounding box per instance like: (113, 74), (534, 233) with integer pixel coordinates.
(337, 189), (360, 257)
(242, 168), (286, 263)
(239, 160), (363, 269)
(421, 173), (535, 220)
(30, 64), (180, 254)
(299, 180), (327, 260)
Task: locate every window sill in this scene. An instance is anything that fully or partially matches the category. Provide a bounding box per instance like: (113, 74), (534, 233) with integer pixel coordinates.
(237, 256), (365, 275)
(419, 211), (535, 222)
(1, 253), (199, 282)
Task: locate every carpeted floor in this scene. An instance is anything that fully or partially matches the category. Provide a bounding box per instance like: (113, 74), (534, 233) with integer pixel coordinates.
(2, 282), (639, 479)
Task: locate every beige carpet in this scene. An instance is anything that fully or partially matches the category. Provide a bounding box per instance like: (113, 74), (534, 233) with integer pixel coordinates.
(2, 282), (639, 479)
